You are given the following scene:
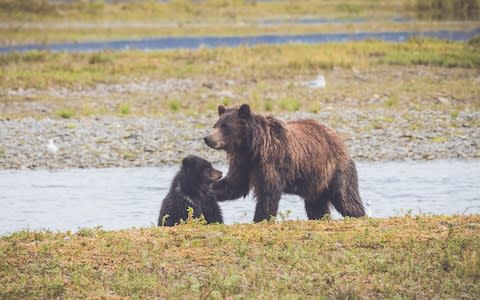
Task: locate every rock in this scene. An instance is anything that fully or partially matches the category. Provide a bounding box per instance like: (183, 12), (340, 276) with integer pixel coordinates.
(216, 90), (235, 98)
(437, 96), (451, 105)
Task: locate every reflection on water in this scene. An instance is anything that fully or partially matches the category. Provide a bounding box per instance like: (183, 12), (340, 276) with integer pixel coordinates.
(1, 160), (479, 235)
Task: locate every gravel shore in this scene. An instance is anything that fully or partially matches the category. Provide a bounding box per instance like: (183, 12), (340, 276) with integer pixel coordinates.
(1, 109), (479, 170)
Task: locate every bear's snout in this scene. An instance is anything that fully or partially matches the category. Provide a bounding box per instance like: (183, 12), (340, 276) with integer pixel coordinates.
(204, 129), (225, 150)
(203, 136), (212, 147)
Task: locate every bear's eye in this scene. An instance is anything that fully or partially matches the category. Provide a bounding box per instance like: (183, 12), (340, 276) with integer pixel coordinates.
(221, 123), (229, 130)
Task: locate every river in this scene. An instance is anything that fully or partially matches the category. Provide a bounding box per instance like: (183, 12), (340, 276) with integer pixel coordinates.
(1, 160), (479, 235)
(1, 28), (479, 53)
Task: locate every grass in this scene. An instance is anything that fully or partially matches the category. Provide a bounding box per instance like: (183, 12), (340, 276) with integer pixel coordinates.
(406, 0), (480, 20)
(1, 0), (477, 23)
(118, 103), (131, 116)
(1, 215), (479, 298)
(2, 21), (478, 47)
(279, 97), (302, 112)
(1, 40), (478, 89)
(56, 108), (74, 119)
(0, 0), (478, 46)
(167, 99), (181, 112)
(0, 39), (479, 118)
(0, 0), (404, 22)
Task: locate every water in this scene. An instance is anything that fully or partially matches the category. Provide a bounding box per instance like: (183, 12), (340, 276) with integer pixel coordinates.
(1, 28), (478, 53)
(1, 160), (479, 235)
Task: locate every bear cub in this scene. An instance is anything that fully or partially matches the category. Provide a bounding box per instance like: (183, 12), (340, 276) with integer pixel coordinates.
(158, 155), (223, 226)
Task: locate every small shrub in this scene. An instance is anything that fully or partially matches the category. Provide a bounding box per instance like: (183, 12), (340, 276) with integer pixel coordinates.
(167, 99), (181, 112)
(57, 108), (74, 119)
(123, 152), (136, 161)
(264, 100), (274, 112)
(119, 103), (131, 115)
(279, 98), (301, 112)
(384, 95), (399, 107)
(88, 52), (111, 65)
(468, 35), (480, 46)
(432, 136), (448, 143)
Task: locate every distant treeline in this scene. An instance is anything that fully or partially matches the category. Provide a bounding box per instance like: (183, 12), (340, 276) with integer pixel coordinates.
(407, 0), (480, 20)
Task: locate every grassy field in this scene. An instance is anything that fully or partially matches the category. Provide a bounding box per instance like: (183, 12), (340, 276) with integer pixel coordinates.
(1, 215), (479, 298)
(3, 20), (479, 46)
(0, 0), (479, 46)
(0, 0), (477, 22)
(0, 0), (408, 22)
(3, 38), (478, 88)
(1, 38), (479, 119)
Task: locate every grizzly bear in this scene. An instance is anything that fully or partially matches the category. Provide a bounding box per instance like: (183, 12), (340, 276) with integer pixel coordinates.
(204, 104), (365, 222)
(158, 155), (223, 226)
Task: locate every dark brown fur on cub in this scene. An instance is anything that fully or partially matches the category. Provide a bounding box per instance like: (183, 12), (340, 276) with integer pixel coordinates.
(158, 155), (223, 226)
(204, 104), (365, 222)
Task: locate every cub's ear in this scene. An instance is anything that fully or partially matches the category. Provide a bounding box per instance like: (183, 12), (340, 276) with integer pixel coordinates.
(218, 105), (226, 116)
(181, 155), (196, 169)
(238, 104), (251, 119)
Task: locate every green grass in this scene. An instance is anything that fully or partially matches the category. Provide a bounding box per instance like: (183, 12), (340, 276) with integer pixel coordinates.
(380, 37), (480, 68)
(1, 215), (479, 298)
(167, 99), (181, 112)
(0, 0), (478, 46)
(0, 0), (402, 22)
(118, 103), (131, 116)
(2, 0), (477, 23)
(56, 108), (74, 119)
(279, 97), (302, 112)
(1, 39), (478, 90)
(0, 39), (479, 118)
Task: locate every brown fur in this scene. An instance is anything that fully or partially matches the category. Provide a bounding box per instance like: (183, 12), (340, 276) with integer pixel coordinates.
(204, 104), (365, 222)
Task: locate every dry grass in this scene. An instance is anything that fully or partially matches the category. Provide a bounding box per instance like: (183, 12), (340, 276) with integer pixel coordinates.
(0, 0), (402, 22)
(0, 0), (478, 46)
(1, 215), (479, 298)
(1, 39), (479, 119)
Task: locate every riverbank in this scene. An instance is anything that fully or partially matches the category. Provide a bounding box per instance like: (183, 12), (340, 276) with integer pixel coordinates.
(0, 109), (479, 169)
(1, 215), (479, 298)
(1, 0), (479, 46)
(1, 40), (479, 168)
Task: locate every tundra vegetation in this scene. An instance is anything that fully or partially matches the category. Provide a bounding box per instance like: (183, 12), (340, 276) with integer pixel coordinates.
(0, 0), (479, 45)
(1, 215), (479, 299)
(1, 39), (479, 119)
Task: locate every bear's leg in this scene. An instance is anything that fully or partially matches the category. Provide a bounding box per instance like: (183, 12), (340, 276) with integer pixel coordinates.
(304, 197), (331, 220)
(330, 160), (365, 217)
(253, 191), (281, 222)
(202, 201), (224, 224)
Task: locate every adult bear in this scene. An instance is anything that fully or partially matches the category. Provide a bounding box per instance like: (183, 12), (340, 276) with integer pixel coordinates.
(204, 104), (365, 222)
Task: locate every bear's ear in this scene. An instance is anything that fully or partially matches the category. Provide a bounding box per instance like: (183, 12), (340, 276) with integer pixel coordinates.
(181, 155), (195, 169)
(238, 104), (251, 119)
(218, 105), (226, 116)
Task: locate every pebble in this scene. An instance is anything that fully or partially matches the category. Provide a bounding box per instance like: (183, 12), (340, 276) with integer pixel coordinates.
(0, 110), (479, 169)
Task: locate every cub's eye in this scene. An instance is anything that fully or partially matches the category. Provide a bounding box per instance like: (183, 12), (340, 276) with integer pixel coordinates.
(221, 123), (229, 129)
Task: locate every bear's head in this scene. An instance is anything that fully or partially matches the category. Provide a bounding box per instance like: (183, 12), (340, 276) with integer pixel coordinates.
(180, 155), (222, 188)
(204, 104), (251, 153)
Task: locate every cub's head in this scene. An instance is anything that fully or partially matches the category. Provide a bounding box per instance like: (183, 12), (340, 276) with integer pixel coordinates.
(203, 104), (251, 152)
(181, 155), (222, 186)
